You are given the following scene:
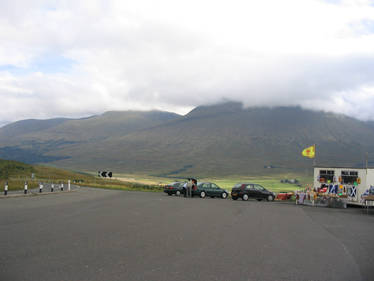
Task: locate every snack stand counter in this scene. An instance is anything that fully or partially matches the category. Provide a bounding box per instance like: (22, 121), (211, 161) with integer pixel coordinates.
(313, 167), (374, 206)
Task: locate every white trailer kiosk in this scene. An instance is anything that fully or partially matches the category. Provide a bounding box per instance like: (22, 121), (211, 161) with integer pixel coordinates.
(313, 167), (374, 206)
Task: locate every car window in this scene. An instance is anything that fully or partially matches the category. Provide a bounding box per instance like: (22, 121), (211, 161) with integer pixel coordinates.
(202, 183), (210, 188)
(254, 184), (266, 191)
(245, 184), (254, 190)
(211, 184), (218, 189)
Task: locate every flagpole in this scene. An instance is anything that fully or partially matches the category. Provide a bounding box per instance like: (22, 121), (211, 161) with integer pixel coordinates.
(313, 144), (316, 167)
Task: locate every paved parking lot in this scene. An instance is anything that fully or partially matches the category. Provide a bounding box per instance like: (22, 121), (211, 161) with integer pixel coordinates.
(0, 188), (373, 281)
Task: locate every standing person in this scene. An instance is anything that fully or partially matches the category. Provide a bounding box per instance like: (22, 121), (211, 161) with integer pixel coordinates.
(183, 181), (188, 198)
(186, 179), (193, 198)
(192, 179), (197, 193)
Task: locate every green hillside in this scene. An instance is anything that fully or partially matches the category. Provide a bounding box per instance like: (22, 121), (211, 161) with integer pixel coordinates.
(0, 158), (95, 191)
(0, 158), (161, 192)
(0, 158), (35, 179)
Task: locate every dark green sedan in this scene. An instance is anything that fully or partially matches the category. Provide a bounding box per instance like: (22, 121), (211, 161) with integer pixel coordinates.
(193, 182), (229, 199)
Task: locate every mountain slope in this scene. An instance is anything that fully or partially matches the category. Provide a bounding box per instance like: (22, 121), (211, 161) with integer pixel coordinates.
(0, 118), (70, 139)
(1, 102), (374, 176)
(0, 110), (181, 163)
(87, 104), (374, 175)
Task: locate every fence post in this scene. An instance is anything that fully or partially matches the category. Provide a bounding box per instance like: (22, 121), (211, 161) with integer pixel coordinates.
(39, 182), (43, 193)
(68, 180), (71, 191)
(51, 183), (54, 192)
(60, 182), (64, 191)
(4, 181), (8, 196)
(24, 181), (28, 194)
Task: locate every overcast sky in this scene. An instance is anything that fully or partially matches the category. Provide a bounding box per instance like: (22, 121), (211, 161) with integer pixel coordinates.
(1, 0), (374, 125)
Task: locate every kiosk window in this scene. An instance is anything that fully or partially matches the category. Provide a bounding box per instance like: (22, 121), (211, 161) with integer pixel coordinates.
(319, 170), (334, 182)
(341, 171), (358, 184)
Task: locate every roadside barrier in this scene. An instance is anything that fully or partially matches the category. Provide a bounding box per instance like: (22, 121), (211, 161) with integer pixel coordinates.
(1, 180), (74, 197)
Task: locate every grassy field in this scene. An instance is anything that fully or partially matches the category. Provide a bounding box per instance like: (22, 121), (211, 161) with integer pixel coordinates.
(0, 158), (312, 193)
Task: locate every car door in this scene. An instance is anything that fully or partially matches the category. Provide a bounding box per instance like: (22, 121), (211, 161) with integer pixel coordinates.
(207, 183), (214, 196)
(201, 183), (211, 196)
(211, 183), (221, 197)
(245, 184), (256, 198)
(253, 184), (266, 199)
(195, 183), (202, 195)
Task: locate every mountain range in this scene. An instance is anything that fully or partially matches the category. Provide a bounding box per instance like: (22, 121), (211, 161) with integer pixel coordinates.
(1, 102), (374, 177)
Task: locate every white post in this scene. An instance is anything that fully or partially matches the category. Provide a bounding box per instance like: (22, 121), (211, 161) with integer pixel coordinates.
(24, 181), (28, 194)
(51, 183), (54, 192)
(4, 181), (8, 195)
(68, 180), (71, 191)
(60, 182), (64, 191)
(39, 182), (43, 193)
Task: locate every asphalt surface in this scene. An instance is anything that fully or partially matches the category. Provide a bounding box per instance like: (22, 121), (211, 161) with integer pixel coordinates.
(0, 188), (373, 281)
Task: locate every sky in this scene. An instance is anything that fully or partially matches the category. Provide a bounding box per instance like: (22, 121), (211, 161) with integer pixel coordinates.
(1, 0), (374, 126)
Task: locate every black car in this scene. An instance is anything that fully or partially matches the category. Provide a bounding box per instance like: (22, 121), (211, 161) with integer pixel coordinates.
(231, 183), (275, 201)
(192, 182), (229, 199)
(164, 182), (185, 196)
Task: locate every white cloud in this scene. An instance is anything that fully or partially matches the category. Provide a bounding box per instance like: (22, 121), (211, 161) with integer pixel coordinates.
(0, 0), (374, 124)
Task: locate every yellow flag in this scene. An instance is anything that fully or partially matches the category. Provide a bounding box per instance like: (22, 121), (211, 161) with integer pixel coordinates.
(302, 145), (315, 158)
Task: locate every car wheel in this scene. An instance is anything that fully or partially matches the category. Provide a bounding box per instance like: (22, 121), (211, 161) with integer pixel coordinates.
(176, 190), (181, 196)
(232, 196), (238, 200)
(242, 194), (249, 201)
(200, 191), (206, 198)
(221, 192), (228, 199)
(267, 195), (274, 201)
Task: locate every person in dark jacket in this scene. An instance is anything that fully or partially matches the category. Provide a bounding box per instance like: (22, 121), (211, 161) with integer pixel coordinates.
(191, 179), (197, 196)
